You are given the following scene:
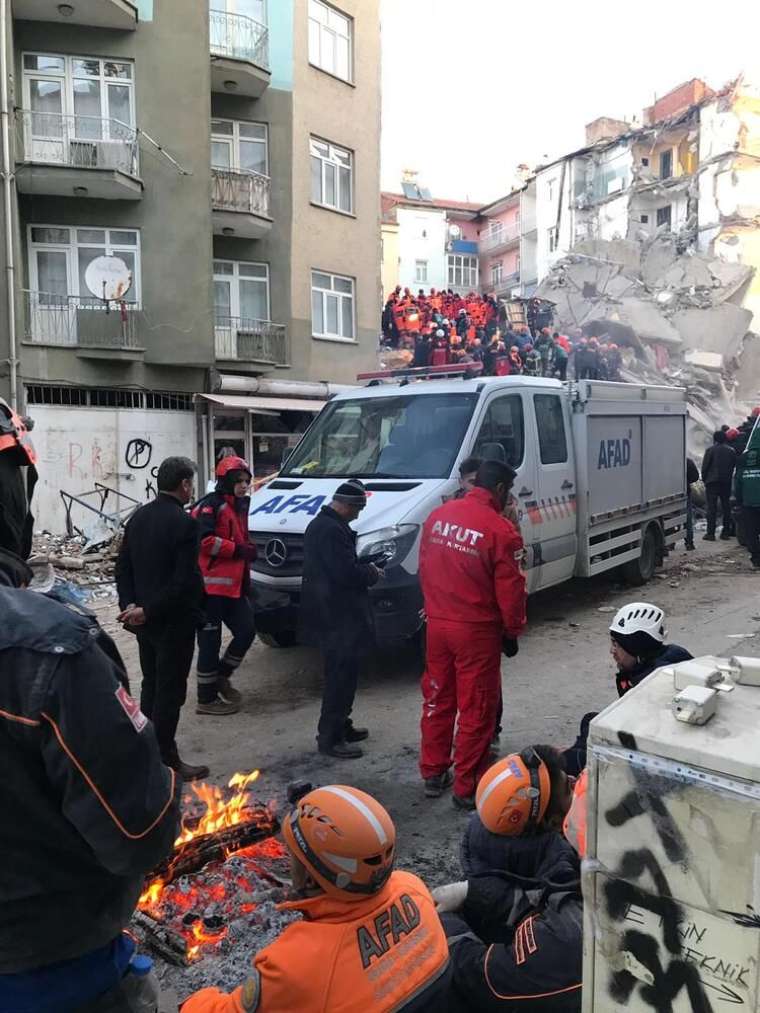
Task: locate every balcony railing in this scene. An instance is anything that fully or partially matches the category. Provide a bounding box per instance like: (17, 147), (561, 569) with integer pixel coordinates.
(480, 223), (521, 253)
(209, 9), (270, 69)
(215, 316), (289, 366)
(212, 167), (270, 217)
(23, 291), (142, 350)
(17, 111), (139, 176)
(486, 272), (521, 297)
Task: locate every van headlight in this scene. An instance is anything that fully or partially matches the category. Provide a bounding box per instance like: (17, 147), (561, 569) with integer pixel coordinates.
(357, 524), (419, 566)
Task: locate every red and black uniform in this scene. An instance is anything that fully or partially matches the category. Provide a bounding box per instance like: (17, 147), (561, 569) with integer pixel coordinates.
(419, 487), (526, 798)
(0, 398), (38, 561)
(192, 461), (256, 706)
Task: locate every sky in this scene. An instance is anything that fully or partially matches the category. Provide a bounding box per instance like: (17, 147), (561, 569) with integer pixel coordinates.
(380, 0), (760, 205)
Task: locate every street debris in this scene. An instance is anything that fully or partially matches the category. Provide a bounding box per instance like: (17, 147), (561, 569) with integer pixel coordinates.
(32, 531), (120, 602)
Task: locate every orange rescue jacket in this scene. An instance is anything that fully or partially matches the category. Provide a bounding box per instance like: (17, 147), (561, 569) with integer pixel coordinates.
(182, 870), (450, 1013)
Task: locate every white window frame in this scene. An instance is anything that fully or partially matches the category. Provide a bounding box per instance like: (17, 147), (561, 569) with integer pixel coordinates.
(28, 224), (142, 305)
(211, 118), (269, 175)
(547, 227), (558, 253)
(213, 259), (271, 322)
(491, 261), (503, 287)
(310, 136), (353, 214)
(23, 52), (135, 133)
(447, 254), (478, 291)
(415, 260), (428, 284)
(311, 269), (355, 343)
(308, 0), (353, 83)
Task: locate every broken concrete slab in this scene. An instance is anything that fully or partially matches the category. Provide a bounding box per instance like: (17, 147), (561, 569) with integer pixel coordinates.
(707, 259), (754, 302)
(641, 237), (679, 287)
(684, 349), (724, 371)
(671, 303), (753, 359)
(616, 297), (683, 345)
(574, 238), (642, 277)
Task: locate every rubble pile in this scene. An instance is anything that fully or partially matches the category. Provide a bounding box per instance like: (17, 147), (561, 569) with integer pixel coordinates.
(536, 235), (759, 453)
(31, 531), (121, 602)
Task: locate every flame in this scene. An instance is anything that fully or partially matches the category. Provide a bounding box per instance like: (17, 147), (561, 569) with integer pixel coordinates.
(187, 920), (228, 962)
(175, 769), (261, 845)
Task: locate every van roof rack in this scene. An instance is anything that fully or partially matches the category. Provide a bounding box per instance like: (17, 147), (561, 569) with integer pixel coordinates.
(357, 362), (484, 385)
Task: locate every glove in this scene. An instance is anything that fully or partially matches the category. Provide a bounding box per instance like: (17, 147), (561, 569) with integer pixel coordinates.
(502, 636), (519, 658)
(234, 543), (257, 562)
(431, 881), (469, 913)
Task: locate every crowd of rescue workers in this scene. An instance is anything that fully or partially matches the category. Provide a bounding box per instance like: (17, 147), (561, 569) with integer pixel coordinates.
(381, 286), (623, 380)
(2, 381), (760, 1012)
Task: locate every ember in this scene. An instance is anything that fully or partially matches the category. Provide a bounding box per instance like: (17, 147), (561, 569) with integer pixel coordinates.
(135, 771), (289, 966)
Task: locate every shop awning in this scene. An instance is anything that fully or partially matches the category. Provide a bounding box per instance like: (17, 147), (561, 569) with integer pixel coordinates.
(196, 393), (326, 413)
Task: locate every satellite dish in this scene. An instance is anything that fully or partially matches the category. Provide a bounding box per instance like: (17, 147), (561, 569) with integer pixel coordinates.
(448, 224), (462, 240)
(84, 256), (132, 301)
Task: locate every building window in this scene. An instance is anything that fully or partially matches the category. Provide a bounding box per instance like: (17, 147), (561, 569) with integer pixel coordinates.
(312, 270), (355, 341)
(656, 205), (672, 229)
(640, 213), (649, 224)
(491, 262), (503, 287)
(547, 178), (557, 202)
(23, 53), (135, 138)
(659, 149), (673, 180)
(415, 260), (428, 284)
(215, 0), (267, 22)
(310, 138), (353, 213)
(308, 0), (352, 82)
(641, 156), (650, 167)
(548, 227), (558, 253)
(211, 119), (268, 174)
(28, 225), (141, 304)
(447, 254), (478, 291)
(214, 259), (270, 323)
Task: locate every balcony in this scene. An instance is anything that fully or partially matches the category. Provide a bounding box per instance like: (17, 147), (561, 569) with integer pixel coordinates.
(22, 292), (144, 359)
(16, 112), (142, 200)
(480, 223), (521, 254)
(210, 9), (271, 98)
(12, 0), (137, 29)
(215, 316), (289, 368)
(487, 272), (521, 298)
(212, 168), (272, 239)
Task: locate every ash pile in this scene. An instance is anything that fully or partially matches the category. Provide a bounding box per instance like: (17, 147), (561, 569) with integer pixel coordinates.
(537, 235), (759, 452)
(132, 773), (299, 998)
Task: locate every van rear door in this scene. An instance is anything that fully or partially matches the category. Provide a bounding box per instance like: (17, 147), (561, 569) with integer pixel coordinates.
(529, 391), (577, 588)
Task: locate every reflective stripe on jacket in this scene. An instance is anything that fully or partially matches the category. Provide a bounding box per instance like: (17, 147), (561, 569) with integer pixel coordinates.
(192, 493), (252, 599)
(182, 870), (452, 1013)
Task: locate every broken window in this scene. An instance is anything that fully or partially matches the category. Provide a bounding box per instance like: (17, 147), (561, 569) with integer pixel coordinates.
(640, 214), (649, 224)
(656, 205), (672, 229)
(659, 149), (673, 179)
(641, 157), (649, 167)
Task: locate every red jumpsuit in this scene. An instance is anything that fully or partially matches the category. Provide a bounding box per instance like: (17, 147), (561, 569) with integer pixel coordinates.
(419, 487), (526, 797)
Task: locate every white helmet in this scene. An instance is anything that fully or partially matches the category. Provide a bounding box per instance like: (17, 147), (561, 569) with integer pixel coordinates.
(609, 602), (666, 642)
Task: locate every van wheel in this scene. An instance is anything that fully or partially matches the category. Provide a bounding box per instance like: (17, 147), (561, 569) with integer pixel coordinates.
(622, 525), (658, 586)
(259, 631), (298, 648)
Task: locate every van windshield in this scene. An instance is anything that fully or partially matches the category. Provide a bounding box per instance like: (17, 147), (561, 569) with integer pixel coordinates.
(282, 393), (478, 479)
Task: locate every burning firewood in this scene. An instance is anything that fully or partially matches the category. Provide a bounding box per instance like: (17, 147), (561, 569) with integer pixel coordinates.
(152, 817), (279, 884)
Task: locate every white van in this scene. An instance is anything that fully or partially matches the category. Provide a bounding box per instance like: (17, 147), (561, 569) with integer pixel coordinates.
(248, 375), (687, 647)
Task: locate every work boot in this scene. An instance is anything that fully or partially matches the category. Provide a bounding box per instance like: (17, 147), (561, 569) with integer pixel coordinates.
(685, 542), (696, 551)
(452, 793), (476, 812)
(703, 534), (716, 542)
(218, 677), (243, 706)
(162, 749), (210, 782)
(424, 770), (453, 798)
(720, 533), (733, 541)
(344, 722), (369, 743)
(196, 697), (240, 716)
(318, 740), (363, 759)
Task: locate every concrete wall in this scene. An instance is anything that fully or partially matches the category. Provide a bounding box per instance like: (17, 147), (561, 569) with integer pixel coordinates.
(14, 0), (215, 392)
(31, 403), (194, 532)
(289, 0), (381, 384)
(535, 160), (575, 281)
(381, 221), (399, 299)
(396, 206), (446, 291)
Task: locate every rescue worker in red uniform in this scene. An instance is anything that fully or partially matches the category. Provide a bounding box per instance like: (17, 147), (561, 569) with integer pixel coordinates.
(183, 784), (452, 1013)
(0, 397), (37, 560)
(192, 456), (257, 716)
(419, 460), (527, 809)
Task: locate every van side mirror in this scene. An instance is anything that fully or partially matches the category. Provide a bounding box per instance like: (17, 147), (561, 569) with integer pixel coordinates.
(480, 442), (507, 464)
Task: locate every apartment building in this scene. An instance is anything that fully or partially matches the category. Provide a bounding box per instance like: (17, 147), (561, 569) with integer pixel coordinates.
(0, 0), (381, 531)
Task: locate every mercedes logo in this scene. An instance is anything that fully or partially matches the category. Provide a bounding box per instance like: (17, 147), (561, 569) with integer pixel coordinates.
(264, 538), (288, 568)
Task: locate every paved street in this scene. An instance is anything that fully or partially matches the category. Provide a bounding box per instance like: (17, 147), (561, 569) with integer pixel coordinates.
(100, 539), (759, 886)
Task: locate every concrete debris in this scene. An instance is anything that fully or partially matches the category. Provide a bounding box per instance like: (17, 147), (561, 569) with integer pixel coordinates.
(32, 532), (119, 600)
(536, 235), (759, 452)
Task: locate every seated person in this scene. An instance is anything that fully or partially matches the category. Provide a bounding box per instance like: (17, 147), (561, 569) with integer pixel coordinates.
(434, 746), (582, 1012)
(183, 784), (451, 1013)
(563, 602), (692, 776)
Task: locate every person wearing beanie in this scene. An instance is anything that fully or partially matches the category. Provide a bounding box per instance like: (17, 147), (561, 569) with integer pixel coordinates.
(301, 479), (382, 759)
(701, 429), (736, 541)
(191, 455), (257, 717)
(433, 747), (582, 1012)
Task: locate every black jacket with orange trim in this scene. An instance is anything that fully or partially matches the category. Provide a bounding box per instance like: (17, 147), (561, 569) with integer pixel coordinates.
(441, 836), (582, 1012)
(0, 560), (181, 973)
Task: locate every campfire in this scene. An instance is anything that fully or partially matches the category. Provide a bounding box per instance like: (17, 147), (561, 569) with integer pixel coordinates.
(133, 770), (290, 968)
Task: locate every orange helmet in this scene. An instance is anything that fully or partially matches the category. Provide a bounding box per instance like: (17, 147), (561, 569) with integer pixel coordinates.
(282, 785), (396, 900)
(563, 769), (588, 858)
(476, 749), (552, 836)
(215, 455), (251, 479)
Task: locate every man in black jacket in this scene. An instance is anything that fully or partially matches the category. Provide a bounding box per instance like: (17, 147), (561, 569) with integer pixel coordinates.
(115, 456), (208, 780)
(0, 516), (179, 1010)
(301, 479), (381, 759)
(701, 430), (736, 540)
